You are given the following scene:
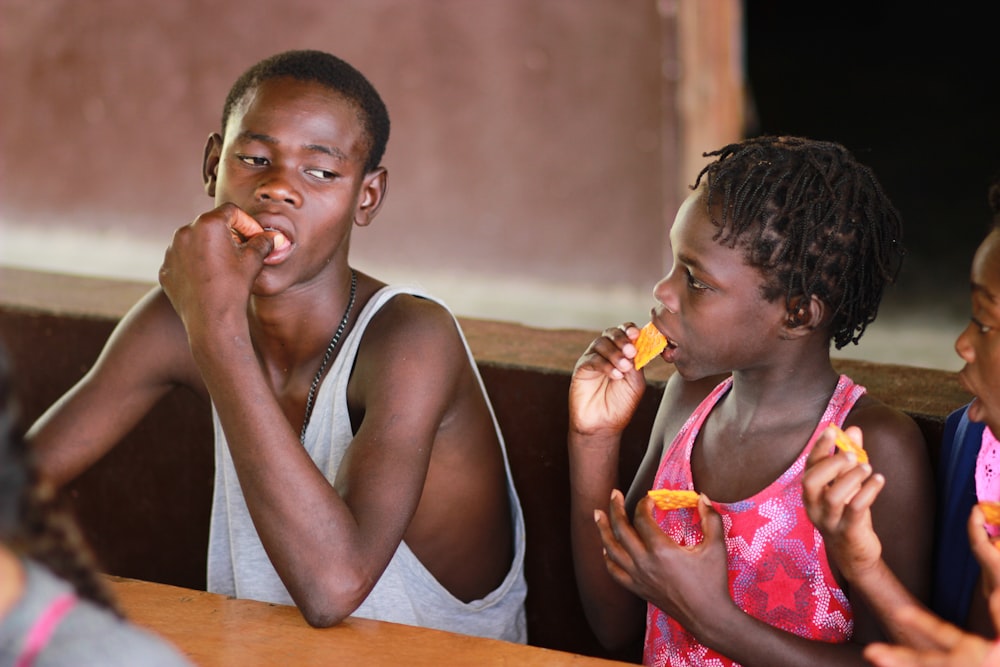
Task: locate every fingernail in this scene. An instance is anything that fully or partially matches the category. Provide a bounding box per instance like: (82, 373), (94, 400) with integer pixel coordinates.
(594, 510), (601, 523)
(273, 233), (288, 248)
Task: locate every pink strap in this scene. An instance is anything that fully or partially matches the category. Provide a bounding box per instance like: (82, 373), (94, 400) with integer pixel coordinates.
(976, 426), (1000, 537)
(14, 592), (76, 667)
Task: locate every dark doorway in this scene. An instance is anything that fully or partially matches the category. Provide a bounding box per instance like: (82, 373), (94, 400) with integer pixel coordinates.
(744, 1), (1000, 316)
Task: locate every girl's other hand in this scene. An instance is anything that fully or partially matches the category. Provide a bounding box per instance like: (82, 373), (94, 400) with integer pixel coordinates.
(801, 425), (885, 582)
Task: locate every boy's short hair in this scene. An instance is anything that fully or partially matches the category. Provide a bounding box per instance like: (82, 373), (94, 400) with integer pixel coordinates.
(693, 136), (905, 349)
(221, 50), (390, 173)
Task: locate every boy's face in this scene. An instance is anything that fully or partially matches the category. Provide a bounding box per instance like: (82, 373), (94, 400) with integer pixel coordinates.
(650, 186), (790, 380)
(203, 76), (384, 293)
(956, 228), (1000, 432)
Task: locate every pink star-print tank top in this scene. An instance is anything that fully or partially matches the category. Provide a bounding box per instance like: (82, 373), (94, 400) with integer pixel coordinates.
(643, 375), (865, 667)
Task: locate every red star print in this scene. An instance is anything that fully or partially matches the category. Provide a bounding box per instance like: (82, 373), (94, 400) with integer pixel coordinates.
(756, 559), (805, 614)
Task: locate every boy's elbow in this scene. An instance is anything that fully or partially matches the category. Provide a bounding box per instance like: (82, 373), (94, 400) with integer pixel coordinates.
(295, 570), (374, 628)
(300, 606), (348, 629)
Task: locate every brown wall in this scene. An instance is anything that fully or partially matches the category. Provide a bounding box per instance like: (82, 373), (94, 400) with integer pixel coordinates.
(0, 0), (742, 305)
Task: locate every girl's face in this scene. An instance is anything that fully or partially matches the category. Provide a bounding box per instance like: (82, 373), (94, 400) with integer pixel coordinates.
(650, 185), (790, 380)
(956, 228), (1000, 432)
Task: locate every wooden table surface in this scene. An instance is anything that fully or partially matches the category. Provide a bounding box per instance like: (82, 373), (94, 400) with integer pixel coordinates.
(106, 576), (634, 666)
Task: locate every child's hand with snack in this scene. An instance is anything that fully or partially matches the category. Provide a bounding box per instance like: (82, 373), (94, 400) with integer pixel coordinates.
(569, 321), (667, 438)
(595, 489), (735, 631)
(801, 424), (885, 583)
(159, 202), (287, 335)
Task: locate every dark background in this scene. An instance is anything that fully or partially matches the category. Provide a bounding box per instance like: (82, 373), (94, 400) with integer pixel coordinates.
(744, 1), (999, 316)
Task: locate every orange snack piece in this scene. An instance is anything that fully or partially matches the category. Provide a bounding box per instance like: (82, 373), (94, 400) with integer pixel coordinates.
(980, 501), (1000, 527)
(647, 489), (700, 511)
(828, 423), (869, 464)
(634, 322), (668, 370)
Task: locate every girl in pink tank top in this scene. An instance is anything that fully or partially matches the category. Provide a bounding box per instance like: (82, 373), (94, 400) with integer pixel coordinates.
(645, 375), (865, 666)
(568, 137), (933, 667)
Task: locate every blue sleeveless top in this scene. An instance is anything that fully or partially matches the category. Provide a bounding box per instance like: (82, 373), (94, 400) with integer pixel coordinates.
(931, 403), (985, 626)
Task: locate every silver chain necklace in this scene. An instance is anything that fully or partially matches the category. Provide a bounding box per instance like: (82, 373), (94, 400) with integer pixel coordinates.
(299, 269), (357, 444)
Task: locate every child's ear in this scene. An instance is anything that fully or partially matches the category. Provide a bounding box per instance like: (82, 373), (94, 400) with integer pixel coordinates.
(202, 133), (223, 197)
(353, 167), (388, 227)
(782, 294), (826, 338)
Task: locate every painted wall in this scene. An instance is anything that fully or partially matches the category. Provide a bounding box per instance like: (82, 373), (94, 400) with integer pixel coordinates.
(2, 1), (743, 328)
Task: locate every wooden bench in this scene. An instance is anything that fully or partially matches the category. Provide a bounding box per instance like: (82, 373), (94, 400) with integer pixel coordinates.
(0, 267), (973, 662)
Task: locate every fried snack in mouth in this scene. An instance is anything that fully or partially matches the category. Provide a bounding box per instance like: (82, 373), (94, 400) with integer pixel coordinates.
(647, 489), (700, 511)
(828, 423), (869, 464)
(980, 501), (1000, 527)
(634, 322), (668, 370)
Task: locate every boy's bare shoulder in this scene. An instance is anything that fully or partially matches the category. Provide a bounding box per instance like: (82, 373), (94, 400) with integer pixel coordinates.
(349, 292), (473, 416)
(352, 293), (470, 389)
(362, 293), (463, 350)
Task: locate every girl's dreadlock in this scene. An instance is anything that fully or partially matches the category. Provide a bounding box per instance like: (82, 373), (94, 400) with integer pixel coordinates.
(692, 136), (905, 349)
(0, 347), (122, 615)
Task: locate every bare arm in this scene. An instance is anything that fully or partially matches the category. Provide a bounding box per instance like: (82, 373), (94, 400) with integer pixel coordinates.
(864, 604), (999, 667)
(198, 296), (465, 627)
(848, 407), (935, 641)
(567, 323), (654, 650)
(863, 506), (1000, 666)
(802, 416), (935, 648)
(27, 287), (201, 485)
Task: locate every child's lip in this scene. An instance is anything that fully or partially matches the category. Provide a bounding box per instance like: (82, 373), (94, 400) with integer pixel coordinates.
(649, 318), (677, 349)
(262, 227), (293, 264)
(649, 308), (676, 346)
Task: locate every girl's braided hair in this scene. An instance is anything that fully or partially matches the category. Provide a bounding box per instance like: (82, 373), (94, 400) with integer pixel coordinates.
(693, 136), (905, 349)
(0, 347), (121, 615)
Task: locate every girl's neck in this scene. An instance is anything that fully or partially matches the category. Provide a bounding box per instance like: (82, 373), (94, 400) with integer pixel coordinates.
(729, 360), (839, 410)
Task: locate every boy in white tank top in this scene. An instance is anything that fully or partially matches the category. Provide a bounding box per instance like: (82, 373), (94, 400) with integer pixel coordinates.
(27, 50), (527, 639)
